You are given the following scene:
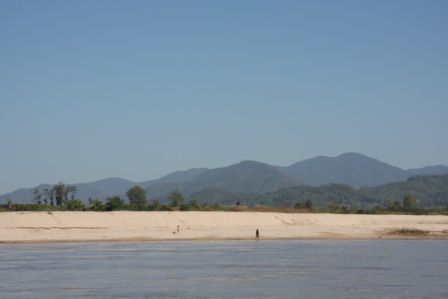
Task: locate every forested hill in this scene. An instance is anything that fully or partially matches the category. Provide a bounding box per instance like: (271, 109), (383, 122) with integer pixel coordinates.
(186, 174), (448, 209)
(362, 174), (448, 208)
(1, 153), (447, 204)
(278, 152), (408, 187)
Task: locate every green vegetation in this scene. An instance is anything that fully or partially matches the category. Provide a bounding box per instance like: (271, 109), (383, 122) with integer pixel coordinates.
(304, 199), (313, 209)
(88, 198), (104, 211)
(2, 155), (448, 206)
(1, 176), (447, 215)
(186, 174), (448, 210)
(169, 191), (184, 207)
(403, 194), (417, 211)
(294, 199), (313, 210)
(65, 199), (85, 211)
(126, 186), (147, 210)
(31, 182), (77, 207)
(105, 196), (125, 211)
(2, 193), (447, 215)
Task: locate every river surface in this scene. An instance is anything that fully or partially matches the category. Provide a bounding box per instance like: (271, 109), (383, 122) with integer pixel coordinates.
(1, 240), (447, 298)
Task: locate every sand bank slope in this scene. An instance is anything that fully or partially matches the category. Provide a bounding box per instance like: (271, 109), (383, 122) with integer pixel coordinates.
(1, 211), (447, 243)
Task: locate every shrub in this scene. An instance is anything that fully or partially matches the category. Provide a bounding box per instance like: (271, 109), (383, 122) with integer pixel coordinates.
(169, 192), (184, 207)
(304, 199), (313, 209)
(65, 199), (85, 211)
(105, 196), (125, 211)
(89, 198), (105, 211)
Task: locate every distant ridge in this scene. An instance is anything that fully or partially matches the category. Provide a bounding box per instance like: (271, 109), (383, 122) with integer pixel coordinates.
(278, 152), (408, 188)
(188, 160), (296, 194)
(406, 165), (448, 176)
(154, 168), (208, 184)
(1, 152), (447, 204)
(145, 160), (298, 198)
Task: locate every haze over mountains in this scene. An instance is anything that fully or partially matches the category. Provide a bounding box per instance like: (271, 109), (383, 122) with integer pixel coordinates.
(1, 152), (447, 204)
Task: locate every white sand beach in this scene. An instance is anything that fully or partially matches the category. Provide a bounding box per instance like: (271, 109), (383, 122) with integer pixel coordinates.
(1, 211), (447, 243)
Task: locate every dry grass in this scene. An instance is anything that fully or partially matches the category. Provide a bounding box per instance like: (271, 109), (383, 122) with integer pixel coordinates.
(388, 228), (430, 236)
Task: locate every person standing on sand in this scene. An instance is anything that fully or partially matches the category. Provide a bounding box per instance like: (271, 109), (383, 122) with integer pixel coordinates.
(255, 229), (260, 240)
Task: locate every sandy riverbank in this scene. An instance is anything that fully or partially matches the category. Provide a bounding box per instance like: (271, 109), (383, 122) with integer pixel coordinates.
(1, 211), (447, 244)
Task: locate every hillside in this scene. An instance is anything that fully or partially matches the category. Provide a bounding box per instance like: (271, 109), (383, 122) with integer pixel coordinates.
(187, 174), (448, 209)
(152, 168), (209, 184)
(146, 160), (298, 198)
(1, 153), (447, 204)
(407, 165), (448, 176)
(278, 153), (408, 188)
(362, 174), (448, 208)
(189, 160), (297, 194)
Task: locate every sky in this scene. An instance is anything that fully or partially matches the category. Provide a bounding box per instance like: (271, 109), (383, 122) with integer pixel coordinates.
(0, 0), (447, 193)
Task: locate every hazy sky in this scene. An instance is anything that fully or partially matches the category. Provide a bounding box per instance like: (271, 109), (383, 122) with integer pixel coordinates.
(1, 0), (447, 193)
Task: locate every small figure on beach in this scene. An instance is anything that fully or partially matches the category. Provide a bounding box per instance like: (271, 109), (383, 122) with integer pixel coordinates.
(255, 228), (260, 240)
(177, 225), (180, 233)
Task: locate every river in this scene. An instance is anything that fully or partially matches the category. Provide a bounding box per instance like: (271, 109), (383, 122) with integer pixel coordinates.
(1, 240), (447, 298)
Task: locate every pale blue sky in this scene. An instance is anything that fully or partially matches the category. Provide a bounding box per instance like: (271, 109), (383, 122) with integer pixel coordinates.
(1, 0), (447, 193)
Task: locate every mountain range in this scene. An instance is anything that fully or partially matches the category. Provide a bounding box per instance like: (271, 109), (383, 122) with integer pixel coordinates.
(1, 152), (447, 204)
(186, 174), (448, 209)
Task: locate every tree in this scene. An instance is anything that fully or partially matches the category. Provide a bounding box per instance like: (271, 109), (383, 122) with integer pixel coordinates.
(67, 185), (77, 200)
(54, 182), (65, 206)
(189, 200), (199, 209)
(89, 198), (104, 211)
(43, 188), (54, 206)
(150, 200), (160, 211)
(294, 202), (302, 209)
(180, 203), (192, 211)
(304, 199), (313, 209)
(33, 188), (42, 205)
(126, 186), (147, 210)
(169, 191), (184, 207)
(403, 194), (417, 211)
(179, 200), (200, 211)
(105, 196), (125, 211)
(65, 199), (85, 211)
(6, 198), (13, 209)
(49, 182), (77, 206)
(42, 189), (48, 205)
(391, 200), (402, 211)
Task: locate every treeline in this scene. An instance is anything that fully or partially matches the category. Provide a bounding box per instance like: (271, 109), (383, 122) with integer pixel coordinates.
(295, 194), (448, 215)
(31, 181), (77, 206)
(1, 183), (447, 215)
(0, 185), (225, 212)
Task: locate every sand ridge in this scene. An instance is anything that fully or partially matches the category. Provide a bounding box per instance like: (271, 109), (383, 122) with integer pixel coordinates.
(1, 211), (447, 243)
